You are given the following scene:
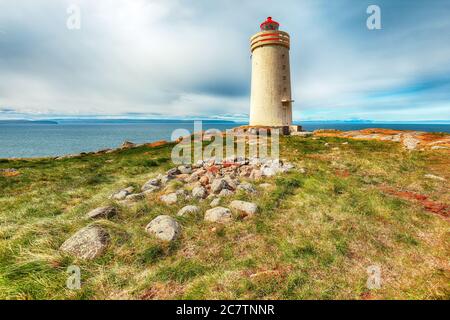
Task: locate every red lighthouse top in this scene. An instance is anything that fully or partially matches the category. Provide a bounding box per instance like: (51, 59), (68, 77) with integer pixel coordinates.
(260, 17), (279, 31)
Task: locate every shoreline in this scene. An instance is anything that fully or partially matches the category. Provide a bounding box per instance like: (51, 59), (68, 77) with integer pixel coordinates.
(1, 127), (449, 161)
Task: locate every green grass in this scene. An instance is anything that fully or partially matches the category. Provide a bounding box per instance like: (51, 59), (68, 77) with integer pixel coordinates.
(0, 136), (449, 299)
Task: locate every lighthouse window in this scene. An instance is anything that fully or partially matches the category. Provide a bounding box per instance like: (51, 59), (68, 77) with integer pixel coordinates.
(283, 76), (286, 80)
(282, 65), (286, 70)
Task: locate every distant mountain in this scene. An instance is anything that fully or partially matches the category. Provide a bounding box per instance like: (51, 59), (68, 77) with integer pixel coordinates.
(49, 118), (238, 124)
(0, 120), (58, 125)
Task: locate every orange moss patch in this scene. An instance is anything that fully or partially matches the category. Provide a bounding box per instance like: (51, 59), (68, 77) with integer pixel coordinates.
(1, 170), (20, 177)
(146, 140), (168, 148)
(380, 186), (449, 220)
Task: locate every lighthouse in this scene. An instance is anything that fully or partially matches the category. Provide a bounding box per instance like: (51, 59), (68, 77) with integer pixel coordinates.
(249, 17), (298, 133)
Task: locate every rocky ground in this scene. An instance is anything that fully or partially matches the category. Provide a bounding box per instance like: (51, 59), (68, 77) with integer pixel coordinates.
(0, 129), (448, 299)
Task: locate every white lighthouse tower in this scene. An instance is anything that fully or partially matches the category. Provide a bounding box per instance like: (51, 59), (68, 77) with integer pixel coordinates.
(249, 17), (298, 134)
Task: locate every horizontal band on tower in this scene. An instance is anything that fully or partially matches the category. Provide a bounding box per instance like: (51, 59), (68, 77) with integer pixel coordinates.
(250, 31), (290, 52)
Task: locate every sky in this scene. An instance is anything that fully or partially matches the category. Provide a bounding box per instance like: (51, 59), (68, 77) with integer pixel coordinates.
(0, 0), (449, 121)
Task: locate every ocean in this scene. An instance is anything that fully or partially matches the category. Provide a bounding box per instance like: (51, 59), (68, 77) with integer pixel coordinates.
(0, 121), (449, 159)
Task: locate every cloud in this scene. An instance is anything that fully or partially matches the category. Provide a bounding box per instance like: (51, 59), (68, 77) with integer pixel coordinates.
(0, 0), (449, 120)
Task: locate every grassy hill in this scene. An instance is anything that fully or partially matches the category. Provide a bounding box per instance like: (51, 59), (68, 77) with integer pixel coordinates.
(0, 133), (448, 299)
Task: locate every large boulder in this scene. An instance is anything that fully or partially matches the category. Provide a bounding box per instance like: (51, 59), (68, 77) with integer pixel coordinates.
(86, 206), (117, 219)
(160, 193), (178, 205)
(230, 200), (258, 217)
(177, 205), (200, 216)
(60, 225), (110, 260)
(145, 215), (181, 241)
(204, 207), (232, 223)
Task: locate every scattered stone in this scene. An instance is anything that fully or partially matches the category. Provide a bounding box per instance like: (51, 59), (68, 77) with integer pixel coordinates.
(60, 225), (110, 260)
(431, 146), (449, 150)
(110, 187), (134, 200)
(424, 174), (446, 182)
(167, 167), (181, 176)
(199, 175), (210, 186)
(237, 182), (256, 193)
(210, 198), (220, 207)
(192, 186), (207, 199)
(178, 165), (192, 174)
(218, 189), (234, 197)
(249, 169), (262, 180)
(291, 131), (313, 137)
(342, 142), (349, 145)
(211, 178), (230, 194)
(145, 215), (181, 241)
(160, 193), (177, 205)
(403, 135), (420, 150)
(121, 141), (135, 149)
(204, 207), (232, 223)
(125, 193), (145, 201)
(142, 185), (160, 194)
(230, 200), (258, 217)
(223, 175), (238, 190)
(177, 205), (200, 216)
(160, 174), (174, 185)
(259, 183), (273, 189)
(86, 206), (117, 219)
(142, 178), (161, 191)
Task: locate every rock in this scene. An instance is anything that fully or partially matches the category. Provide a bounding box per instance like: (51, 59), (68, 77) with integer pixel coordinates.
(177, 205), (200, 216)
(167, 167), (181, 176)
(110, 187), (134, 200)
(342, 142), (349, 145)
(142, 185), (160, 194)
(237, 182), (256, 193)
(259, 183), (273, 189)
(176, 189), (189, 197)
(230, 200), (258, 217)
(261, 166), (277, 177)
(431, 146), (450, 150)
(291, 131), (313, 137)
(121, 141), (135, 149)
(86, 206), (117, 219)
(142, 178), (161, 191)
(403, 135), (420, 150)
(204, 207), (232, 223)
(178, 165), (192, 174)
(160, 193), (177, 205)
(60, 225), (110, 260)
(175, 174), (190, 182)
(223, 176), (238, 190)
(239, 165), (253, 177)
(199, 175), (210, 186)
(210, 198), (220, 207)
(211, 178), (230, 194)
(125, 193), (145, 201)
(160, 174), (174, 185)
(424, 174), (446, 181)
(249, 169), (262, 180)
(218, 189), (234, 197)
(192, 186), (208, 199)
(145, 215), (181, 241)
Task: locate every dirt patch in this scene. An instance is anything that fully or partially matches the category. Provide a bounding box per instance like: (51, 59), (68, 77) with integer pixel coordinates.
(380, 186), (449, 220)
(140, 282), (185, 300)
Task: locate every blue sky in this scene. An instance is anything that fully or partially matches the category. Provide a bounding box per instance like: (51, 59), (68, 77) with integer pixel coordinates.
(0, 0), (449, 121)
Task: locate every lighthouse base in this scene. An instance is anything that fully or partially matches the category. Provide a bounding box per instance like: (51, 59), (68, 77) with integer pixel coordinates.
(231, 125), (303, 136)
